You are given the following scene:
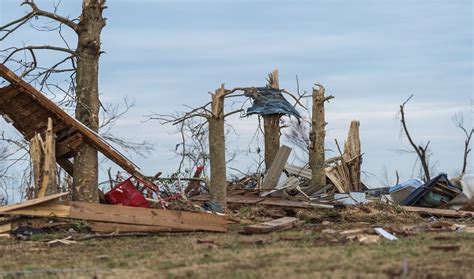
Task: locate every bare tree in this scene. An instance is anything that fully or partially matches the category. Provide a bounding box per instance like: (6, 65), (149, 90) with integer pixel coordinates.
(399, 95), (431, 181)
(453, 113), (473, 176)
(149, 85), (246, 207)
(0, 1), (148, 202)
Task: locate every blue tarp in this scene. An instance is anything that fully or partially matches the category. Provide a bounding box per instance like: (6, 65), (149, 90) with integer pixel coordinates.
(244, 87), (301, 118)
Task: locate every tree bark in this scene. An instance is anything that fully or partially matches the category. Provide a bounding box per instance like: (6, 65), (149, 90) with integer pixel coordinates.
(208, 85), (227, 207)
(308, 85), (329, 194)
(72, 0), (106, 202)
(263, 69), (282, 170)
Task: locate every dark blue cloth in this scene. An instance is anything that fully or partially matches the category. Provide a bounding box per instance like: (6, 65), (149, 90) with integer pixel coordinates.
(244, 87), (301, 118)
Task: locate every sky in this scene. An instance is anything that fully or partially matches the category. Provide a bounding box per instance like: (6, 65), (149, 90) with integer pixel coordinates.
(0, 0), (472, 200)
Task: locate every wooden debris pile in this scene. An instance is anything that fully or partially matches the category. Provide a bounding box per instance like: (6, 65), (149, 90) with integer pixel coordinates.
(0, 192), (229, 236)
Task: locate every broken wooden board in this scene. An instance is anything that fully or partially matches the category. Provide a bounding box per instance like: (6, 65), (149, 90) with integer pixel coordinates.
(262, 145), (292, 190)
(192, 193), (334, 209)
(2, 201), (228, 232)
(0, 192), (68, 213)
(402, 206), (473, 218)
(242, 217), (300, 234)
(285, 163), (346, 193)
(87, 221), (189, 233)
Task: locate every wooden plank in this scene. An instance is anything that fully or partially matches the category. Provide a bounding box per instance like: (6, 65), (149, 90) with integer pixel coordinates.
(68, 202), (228, 232)
(243, 217), (299, 234)
(8, 203), (71, 218)
(192, 194), (333, 209)
(3, 201), (228, 232)
(0, 85), (19, 104)
(325, 167), (346, 193)
(57, 157), (74, 175)
(0, 192), (69, 213)
(285, 164), (312, 179)
(56, 132), (83, 158)
(87, 221), (189, 233)
(402, 206), (473, 218)
(262, 145), (292, 190)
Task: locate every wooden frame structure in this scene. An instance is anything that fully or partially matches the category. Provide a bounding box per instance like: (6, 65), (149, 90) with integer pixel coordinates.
(0, 64), (155, 190)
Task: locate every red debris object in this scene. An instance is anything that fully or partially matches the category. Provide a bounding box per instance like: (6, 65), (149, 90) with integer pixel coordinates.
(105, 178), (150, 208)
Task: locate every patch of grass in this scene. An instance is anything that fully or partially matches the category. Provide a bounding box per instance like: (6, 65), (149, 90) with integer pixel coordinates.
(0, 221), (473, 278)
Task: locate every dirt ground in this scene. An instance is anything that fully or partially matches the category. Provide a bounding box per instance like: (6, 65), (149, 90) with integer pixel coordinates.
(1, 205), (473, 279)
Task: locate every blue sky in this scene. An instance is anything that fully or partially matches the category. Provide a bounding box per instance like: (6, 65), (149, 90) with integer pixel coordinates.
(0, 0), (472, 196)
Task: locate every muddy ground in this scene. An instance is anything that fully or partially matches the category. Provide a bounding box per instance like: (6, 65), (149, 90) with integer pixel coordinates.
(0, 204), (473, 279)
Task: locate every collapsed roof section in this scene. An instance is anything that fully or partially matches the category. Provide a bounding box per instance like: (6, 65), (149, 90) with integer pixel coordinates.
(0, 64), (153, 187)
(244, 87), (301, 118)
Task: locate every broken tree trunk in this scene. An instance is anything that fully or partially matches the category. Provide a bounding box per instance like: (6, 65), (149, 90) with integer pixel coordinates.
(343, 120), (362, 191)
(208, 84), (227, 207)
(263, 69), (282, 170)
(307, 85), (333, 195)
(73, 0), (106, 203)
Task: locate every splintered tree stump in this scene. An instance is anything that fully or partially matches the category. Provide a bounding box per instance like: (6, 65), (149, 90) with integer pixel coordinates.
(343, 120), (362, 191)
(308, 85), (332, 195)
(208, 84), (227, 207)
(263, 69), (282, 170)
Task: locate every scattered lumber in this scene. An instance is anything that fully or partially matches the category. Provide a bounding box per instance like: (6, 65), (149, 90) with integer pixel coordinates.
(402, 206), (473, 218)
(242, 217), (300, 234)
(262, 145), (292, 190)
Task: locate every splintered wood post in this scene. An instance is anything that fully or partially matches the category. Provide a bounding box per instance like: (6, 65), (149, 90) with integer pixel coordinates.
(263, 69), (282, 170)
(308, 85), (333, 195)
(208, 84), (227, 207)
(343, 120), (362, 191)
(29, 134), (43, 199)
(38, 118), (57, 197)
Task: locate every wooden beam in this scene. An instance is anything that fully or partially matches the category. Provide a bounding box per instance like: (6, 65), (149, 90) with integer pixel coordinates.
(191, 193), (334, 209)
(87, 221), (189, 233)
(68, 202), (228, 232)
(0, 192), (68, 213)
(56, 132), (83, 158)
(402, 206), (473, 218)
(2, 201), (228, 232)
(242, 217), (300, 234)
(262, 145), (292, 190)
(0, 85), (19, 105)
(57, 157), (74, 176)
